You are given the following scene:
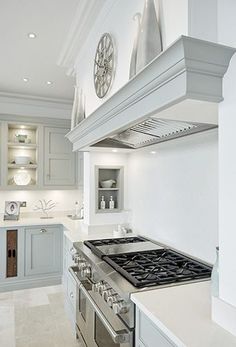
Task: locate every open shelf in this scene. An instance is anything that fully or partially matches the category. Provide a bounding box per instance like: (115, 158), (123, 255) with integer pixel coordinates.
(8, 164), (37, 169)
(8, 142), (37, 149)
(95, 166), (124, 213)
(98, 188), (120, 191)
(7, 123), (38, 187)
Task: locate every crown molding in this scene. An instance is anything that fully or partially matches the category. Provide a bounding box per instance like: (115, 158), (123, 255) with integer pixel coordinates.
(0, 92), (73, 119)
(57, 0), (116, 75)
(0, 91), (72, 105)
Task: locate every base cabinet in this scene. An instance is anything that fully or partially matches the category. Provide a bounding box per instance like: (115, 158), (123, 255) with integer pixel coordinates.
(136, 308), (176, 347)
(0, 224), (63, 292)
(25, 225), (62, 276)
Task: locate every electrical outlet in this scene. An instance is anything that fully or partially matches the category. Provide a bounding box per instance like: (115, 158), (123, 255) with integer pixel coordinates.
(20, 201), (27, 207)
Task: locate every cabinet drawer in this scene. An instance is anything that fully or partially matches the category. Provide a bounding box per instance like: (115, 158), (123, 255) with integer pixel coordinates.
(137, 309), (175, 347)
(25, 226), (62, 276)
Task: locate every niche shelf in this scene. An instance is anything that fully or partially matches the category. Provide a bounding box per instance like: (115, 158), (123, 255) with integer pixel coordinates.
(95, 166), (124, 213)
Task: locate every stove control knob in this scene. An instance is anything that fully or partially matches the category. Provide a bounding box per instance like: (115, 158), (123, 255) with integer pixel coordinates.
(102, 288), (114, 301)
(107, 294), (119, 307)
(78, 260), (86, 271)
(72, 254), (82, 263)
(81, 265), (91, 278)
(98, 283), (110, 296)
(112, 300), (129, 315)
(93, 281), (104, 293)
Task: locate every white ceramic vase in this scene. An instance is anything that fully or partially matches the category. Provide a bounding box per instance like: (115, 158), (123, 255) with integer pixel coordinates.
(135, 0), (162, 74)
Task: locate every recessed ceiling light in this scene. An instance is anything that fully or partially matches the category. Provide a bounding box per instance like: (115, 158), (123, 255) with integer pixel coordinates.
(23, 78), (29, 82)
(150, 151), (156, 154)
(46, 81), (53, 85)
(112, 149), (118, 153)
(28, 32), (37, 39)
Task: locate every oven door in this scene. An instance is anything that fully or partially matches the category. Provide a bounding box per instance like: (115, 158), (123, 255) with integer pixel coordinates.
(78, 281), (133, 347)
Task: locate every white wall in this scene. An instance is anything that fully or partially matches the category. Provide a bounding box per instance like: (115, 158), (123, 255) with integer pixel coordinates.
(128, 130), (218, 263)
(0, 189), (82, 214)
(218, 0), (236, 308)
(75, 0), (189, 116)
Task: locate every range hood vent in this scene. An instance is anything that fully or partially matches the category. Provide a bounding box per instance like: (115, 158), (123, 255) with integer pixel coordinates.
(66, 36), (235, 152)
(92, 118), (217, 149)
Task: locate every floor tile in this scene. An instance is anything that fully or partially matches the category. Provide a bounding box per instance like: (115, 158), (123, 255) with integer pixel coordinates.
(0, 284), (79, 347)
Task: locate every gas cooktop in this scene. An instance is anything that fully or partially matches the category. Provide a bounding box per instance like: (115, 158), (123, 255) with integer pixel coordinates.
(104, 248), (212, 288)
(83, 236), (212, 289)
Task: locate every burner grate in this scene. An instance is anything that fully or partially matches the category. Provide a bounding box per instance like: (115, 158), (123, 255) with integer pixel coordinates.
(104, 249), (212, 288)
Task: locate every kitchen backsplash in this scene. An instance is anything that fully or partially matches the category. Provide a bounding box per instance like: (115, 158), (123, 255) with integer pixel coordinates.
(127, 129), (218, 264)
(0, 189), (83, 214)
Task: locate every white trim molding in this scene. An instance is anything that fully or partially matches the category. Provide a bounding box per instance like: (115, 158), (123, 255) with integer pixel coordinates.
(57, 0), (118, 75)
(57, 0), (109, 75)
(0, 92), (72, 119)
(66, 36), (235, 151)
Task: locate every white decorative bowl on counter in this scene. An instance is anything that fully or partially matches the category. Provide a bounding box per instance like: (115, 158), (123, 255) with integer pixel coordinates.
(100, 179), (116, 188)
(15, 156), (31, 165)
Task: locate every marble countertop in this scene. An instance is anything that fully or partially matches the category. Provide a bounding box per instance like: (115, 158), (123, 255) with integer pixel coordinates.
(131, 281), (236, 347)
(0, 214), (124, 242)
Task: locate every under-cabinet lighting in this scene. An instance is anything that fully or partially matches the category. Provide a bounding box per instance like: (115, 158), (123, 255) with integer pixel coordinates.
(46, 81), (53, 85)
(23, 78), (29, 82)
(27, 32), (37, 39)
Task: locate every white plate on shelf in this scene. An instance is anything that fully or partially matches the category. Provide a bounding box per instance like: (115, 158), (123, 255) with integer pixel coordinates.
(13, 171), (31, 186)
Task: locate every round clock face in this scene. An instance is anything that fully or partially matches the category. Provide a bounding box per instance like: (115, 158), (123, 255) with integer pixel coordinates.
(6, 202), (18, 215)
(93, 33), (115, 98)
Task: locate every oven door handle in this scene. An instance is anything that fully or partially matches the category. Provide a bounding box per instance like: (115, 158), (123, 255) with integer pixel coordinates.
(80, 283), (131, 344)
(68, 266), (82, 285)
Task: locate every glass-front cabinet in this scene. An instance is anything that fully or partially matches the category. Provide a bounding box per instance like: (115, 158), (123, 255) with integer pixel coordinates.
(0, 118), (78, 190)
(7, 123), (38, 187)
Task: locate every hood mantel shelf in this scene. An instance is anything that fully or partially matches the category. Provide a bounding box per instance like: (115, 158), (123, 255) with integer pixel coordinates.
(66, 36), (235, 152)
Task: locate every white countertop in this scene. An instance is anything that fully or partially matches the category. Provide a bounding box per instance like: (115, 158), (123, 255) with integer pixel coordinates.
(131, 281), (236, 347)
(0, 214), (125, 242)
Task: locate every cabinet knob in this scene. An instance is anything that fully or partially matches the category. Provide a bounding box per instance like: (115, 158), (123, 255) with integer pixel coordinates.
(40, 229), (47, 233)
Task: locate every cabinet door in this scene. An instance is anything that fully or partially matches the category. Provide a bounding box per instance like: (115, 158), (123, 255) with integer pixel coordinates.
(136, 308), (176, 347)
(44, 127), (76, 186)
(25, 226), (62, 276)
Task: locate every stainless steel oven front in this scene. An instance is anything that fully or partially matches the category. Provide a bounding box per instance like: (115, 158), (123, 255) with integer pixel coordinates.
(69, 267), (134, 347)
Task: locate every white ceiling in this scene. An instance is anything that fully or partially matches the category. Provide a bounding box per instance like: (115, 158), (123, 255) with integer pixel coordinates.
(0, 0), (78, 102)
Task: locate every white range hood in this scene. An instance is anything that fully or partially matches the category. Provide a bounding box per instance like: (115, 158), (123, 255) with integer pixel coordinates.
(66, 36), (235, 151)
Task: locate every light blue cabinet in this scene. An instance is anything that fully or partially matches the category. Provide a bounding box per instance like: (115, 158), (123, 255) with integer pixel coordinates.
(0, 224), (63, 292)
(44, 127), (77, 187)
(25, 225), (62, 276)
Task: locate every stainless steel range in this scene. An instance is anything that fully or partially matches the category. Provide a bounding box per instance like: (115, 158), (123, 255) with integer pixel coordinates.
(69, 236), (212, 347)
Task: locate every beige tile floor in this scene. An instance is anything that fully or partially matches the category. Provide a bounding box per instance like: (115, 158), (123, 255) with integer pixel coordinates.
(0, 285), (80, 347)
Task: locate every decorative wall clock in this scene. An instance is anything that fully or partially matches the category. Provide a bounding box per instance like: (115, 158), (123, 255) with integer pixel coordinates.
(93, 33), (115, 98)
(4, 201), (21, 221)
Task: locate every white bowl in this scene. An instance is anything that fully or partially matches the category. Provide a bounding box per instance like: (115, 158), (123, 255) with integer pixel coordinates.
(13, 172), (31, 186)
(100, 179), (116, 188)
(15, 156), (31, 165)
